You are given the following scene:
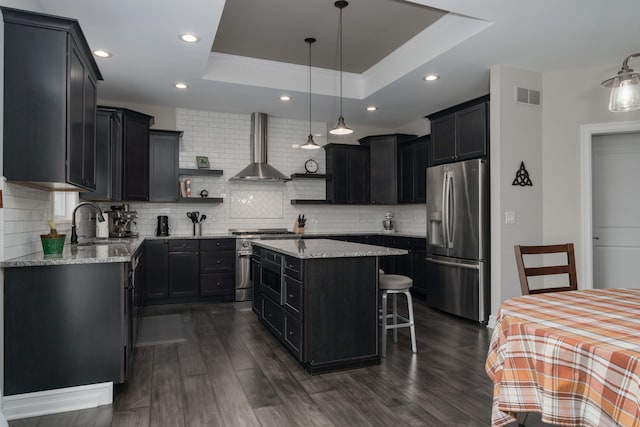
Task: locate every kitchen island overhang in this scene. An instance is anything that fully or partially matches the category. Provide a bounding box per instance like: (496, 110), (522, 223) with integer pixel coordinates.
(251, 238), (407, 374)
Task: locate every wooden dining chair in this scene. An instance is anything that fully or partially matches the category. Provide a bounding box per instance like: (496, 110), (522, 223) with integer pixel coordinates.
(514, 243), (578, 295)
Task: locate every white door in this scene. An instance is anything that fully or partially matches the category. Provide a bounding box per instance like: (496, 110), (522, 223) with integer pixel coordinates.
(592, 132), (640, 289)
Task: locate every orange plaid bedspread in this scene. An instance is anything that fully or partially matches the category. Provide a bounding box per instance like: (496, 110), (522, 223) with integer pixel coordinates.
(486, 288), (640, 427)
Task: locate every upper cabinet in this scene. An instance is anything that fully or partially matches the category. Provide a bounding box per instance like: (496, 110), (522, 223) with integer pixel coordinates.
(398, 135), (428, 204)
(358, 134), (417, 204)
(2, 7), (102, 191)
(81, 107), (154, 202)
(324, 144), (370, 204)
(427, 95), (489, 166)
(149, 130), (182, 202)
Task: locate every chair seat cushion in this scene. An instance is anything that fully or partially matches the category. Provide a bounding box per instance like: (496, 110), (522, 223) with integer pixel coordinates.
(379, 274), (413, 290)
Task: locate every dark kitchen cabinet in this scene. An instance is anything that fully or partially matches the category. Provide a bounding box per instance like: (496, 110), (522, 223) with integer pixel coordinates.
(325, 144), (370, 204)
(377, 236), (427, 296)
(428, 96), (488, 166)
(149, 130), (182, 202)
(4, 263), (126, 395)
(144, 240), (169, 300)
(169, 240), (199, 298)
(398, 135), (428, 203)
(200, 238), (235, 299)
(82, 107), (154, 202)
(359, 134), (416, 204)
(2, 7), (102, 191)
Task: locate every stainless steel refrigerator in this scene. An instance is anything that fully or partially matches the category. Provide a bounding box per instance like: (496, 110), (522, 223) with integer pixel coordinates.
(426, 158), (489, 324)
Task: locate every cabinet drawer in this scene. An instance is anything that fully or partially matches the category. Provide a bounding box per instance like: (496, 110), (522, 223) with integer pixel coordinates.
(262, 296), (284, 338)
(284, 276), (303, 319)
(284, 256), (302, 280)
(200, 238), (235, 251)
(200, 251), (234, 273)
(200, 273), (235, 296)
(284, 313), (302, 360)
(262, 250), (282, 265)
(169, 239), (199, 252)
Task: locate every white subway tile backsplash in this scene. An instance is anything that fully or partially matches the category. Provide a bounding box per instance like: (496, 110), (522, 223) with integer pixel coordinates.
(3, 107), (425, 259)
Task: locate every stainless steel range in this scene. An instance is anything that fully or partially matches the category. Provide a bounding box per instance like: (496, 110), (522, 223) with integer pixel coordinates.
(230, 228), (296, 301)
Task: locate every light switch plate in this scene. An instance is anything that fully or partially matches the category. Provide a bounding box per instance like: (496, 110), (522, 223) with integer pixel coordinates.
(505, 211), (516, 224)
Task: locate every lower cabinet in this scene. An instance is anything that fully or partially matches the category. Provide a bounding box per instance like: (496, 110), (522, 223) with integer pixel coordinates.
(169, 244), (199, 298)
(4, 263), (130, 395)
(341, 235), (427, 296)
(200, 238), (235, 300)
(144, 239), (169, 300)
(255, 247), (378, 373)
(143, 238), (235, 304)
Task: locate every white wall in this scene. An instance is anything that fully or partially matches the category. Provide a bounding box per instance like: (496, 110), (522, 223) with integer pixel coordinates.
(541, 65), (640, 284)
(489, 65), (543, 318)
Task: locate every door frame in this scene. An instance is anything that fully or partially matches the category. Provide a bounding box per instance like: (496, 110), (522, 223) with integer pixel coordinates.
(580, 120), (640, 290)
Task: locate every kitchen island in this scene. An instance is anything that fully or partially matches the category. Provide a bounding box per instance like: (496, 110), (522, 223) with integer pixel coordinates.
(251, 238), (407, 373)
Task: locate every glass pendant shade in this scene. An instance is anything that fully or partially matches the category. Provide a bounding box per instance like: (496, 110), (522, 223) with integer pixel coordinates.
(607, 73), (640, 112)
(602, 53), (640, 112)
(301, 134), (320, 150)
(330, 116), (353, 135)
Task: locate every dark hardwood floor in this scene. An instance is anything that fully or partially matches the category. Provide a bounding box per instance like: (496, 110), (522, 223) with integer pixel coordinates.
(9, 298), (556, 426)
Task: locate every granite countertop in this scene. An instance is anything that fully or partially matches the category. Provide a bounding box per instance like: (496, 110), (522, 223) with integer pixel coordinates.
(251, 238), (408, 259)
(0, 231), (423, 268)
(1, 238), (146, 268)
(301, 231), (426, 239)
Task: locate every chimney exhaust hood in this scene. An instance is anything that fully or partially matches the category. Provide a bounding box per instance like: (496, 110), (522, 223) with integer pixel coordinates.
(230, 112), (291, 182)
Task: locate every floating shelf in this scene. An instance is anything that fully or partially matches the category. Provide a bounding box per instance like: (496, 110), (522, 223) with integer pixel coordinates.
(179, 168), (223, 177)
(290, 173), (326, 180)
(290, 199), (328, 205)
(178, 197), (224, 204)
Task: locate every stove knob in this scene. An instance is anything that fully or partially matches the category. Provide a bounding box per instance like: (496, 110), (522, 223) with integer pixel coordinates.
(242, 241), (250, 248)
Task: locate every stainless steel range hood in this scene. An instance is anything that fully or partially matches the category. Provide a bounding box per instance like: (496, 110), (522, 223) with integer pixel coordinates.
(230, 112), (291, 181)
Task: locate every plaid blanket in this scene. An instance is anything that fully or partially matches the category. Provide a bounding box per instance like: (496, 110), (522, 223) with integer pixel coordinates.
(486, 288), (640, 426)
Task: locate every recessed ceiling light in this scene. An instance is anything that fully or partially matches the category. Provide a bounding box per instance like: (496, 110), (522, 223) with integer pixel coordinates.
(424, 74), (440, 81)
(179, 33), (200, 43)
(174, 83), (188, 89)
(280, 95), (291, 101)
(93, 50), (112, 58)
(366, 106), (377, 111)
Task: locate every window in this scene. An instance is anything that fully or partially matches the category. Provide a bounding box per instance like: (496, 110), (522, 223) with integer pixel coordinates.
(53, 192), (78, 221)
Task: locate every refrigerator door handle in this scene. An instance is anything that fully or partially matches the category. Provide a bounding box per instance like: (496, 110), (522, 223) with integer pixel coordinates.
(425, 256), (480, 270)
(441, 171), (450, 248)
(446, 172), (455, 248)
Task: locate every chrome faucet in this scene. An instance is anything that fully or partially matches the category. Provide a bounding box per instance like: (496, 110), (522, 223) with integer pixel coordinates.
(70, 202), (106, 244)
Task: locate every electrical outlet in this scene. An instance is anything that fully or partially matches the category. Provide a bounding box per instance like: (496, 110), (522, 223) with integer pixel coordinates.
(505, 211), (516, 224)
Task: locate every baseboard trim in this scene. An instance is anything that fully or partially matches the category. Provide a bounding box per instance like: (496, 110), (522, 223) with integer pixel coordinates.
(2, 382), (113, 420)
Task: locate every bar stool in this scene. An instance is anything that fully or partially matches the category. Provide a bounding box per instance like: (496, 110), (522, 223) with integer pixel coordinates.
(379, 272), (417, 357)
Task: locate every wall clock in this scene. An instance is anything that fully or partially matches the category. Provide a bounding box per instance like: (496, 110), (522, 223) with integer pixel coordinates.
(305, 158), (319, 174)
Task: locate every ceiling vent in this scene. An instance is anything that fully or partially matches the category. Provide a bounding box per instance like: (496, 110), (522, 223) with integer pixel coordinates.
(515, 86), (541, 106)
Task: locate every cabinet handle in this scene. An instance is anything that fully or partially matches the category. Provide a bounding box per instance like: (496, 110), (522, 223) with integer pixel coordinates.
(268, 313), (273, 318)
(216, 242), (221, 246)
(289, 294), (294, 299)
(216, 282), (221, 287)
(289, 330), (294, 336)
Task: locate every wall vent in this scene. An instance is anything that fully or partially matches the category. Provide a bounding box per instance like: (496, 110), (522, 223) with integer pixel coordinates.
(515, 86), (541, 106)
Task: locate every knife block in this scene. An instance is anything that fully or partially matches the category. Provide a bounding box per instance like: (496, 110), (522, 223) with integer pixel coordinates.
(293, 222), (305, 234)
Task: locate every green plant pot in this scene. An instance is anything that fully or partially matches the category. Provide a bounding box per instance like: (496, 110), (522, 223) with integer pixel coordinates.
(41, 235), (66, 255)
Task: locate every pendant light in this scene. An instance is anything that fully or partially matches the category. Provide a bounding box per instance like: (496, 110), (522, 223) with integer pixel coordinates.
(301, 37), (321, 150)
(602, 52), (640, 112)
(330, 0), (353, 136)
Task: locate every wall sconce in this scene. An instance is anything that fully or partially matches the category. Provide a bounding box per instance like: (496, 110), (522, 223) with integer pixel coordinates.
(602, 53), (640, 112)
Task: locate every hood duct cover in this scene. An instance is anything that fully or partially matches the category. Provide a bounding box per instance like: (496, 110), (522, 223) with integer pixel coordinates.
(230, 112), (291, 181)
